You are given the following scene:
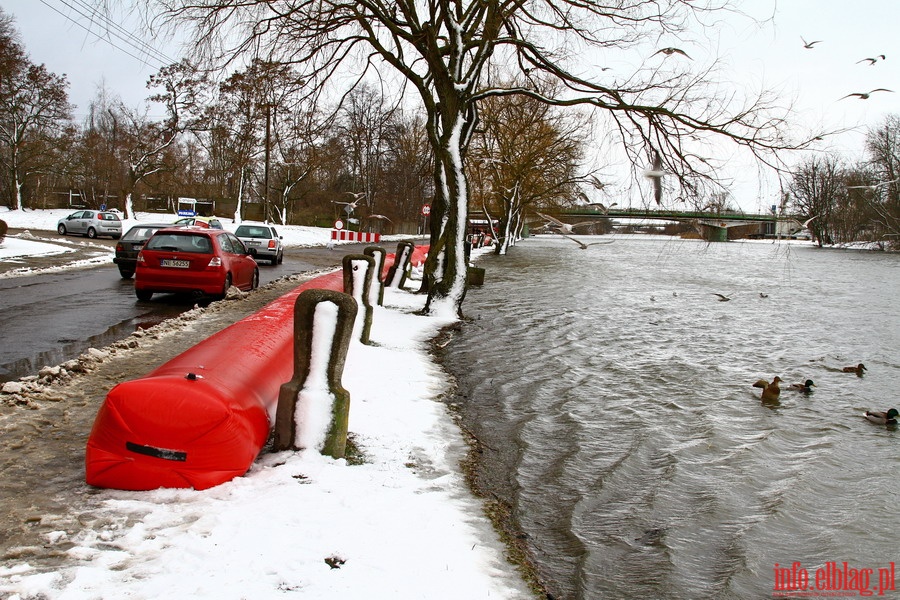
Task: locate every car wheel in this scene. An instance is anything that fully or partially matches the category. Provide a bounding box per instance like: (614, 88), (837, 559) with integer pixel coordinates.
(57, 224), (66, 235)
(112, 234), (121, 240)
(135, 289), (153, 301)
(251, 268), (259, 290)
(119, 268), (134, 279)
(277, 251), (284, 265)
(270, 255), (278, 265)
(87, 227), (97, 239)
(221, 273), (232, 298)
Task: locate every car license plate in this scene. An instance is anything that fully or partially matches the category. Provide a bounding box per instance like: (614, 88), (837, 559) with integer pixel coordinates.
(247, 240), (260, 245)
(160, 259), (190, 268)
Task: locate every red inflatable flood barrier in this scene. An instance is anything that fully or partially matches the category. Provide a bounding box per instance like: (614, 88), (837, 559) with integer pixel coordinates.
(85, 245), (429, 491)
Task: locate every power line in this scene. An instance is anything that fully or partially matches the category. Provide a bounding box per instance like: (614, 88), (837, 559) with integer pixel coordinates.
(36, 0), (176, 71)
(64, 0), (176, 65)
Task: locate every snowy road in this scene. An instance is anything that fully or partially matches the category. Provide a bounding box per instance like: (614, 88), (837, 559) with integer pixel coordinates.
(0, 228), (379, 382)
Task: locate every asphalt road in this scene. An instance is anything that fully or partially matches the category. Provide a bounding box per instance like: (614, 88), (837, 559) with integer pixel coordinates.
(0, 229), (385, 382)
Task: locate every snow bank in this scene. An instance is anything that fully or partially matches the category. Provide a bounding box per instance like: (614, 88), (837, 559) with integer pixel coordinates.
(0, 207), (417, 249)
(0, 287), (531, 599)
(0, 212), (529, 598)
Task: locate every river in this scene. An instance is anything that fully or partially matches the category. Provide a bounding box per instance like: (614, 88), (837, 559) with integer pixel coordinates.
(443, 235), (899, 600)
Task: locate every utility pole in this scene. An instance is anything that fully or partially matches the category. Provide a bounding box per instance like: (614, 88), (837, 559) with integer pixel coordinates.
(264, 103), (271, 222)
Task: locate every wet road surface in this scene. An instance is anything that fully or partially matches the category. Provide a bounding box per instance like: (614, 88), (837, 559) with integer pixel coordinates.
(0, 229), (390, 382)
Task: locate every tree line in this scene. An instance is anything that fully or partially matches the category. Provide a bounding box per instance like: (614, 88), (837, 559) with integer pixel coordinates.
(9, 1), (889, 313)
(0, 8), (589, 239)
(788, 116), (900, 248)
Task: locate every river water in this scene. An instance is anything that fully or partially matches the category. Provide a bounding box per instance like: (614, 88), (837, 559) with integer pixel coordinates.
(443, 235), (899, 600)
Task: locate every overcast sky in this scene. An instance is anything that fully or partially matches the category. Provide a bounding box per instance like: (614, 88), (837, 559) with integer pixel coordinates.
(3, 0), (898, 212)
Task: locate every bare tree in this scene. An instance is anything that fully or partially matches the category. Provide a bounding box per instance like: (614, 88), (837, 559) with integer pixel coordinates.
(788, 155), (847, 246)
(118, 2), (809, 314)
(337, 84), (397, 218)
(862, 115), (900, 243)
(469, 88), (588, 255)
(0, 8), (71, 210)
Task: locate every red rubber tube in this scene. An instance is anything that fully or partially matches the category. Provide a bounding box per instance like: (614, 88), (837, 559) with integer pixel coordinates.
(85, 245), (429, 490)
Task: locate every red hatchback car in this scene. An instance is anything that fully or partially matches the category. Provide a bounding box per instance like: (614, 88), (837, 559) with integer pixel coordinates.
(134, 228), (259, 301)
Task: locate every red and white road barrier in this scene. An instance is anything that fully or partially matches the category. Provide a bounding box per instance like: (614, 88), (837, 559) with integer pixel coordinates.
(331, 229), (381, 243)
(85, 245), (429, 491)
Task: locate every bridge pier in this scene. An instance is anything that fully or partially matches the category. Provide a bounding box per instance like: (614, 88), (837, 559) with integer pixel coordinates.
(706, 225), (728, 242)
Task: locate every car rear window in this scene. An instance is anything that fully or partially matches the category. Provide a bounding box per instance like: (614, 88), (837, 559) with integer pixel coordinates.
(235, 226), (272, 239)
(145, 232), (213, 253)
(123, 226), (165, 242)
(99, 212), (121, 221)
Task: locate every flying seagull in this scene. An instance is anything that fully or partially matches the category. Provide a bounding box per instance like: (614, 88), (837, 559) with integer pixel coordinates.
(847, 177), (899, 190)
(588, 202), (618, 214)
(653, 47), (691, 59)
(857, 55), (886, 65)
(791, 214), (819, 229)
(557, 231), (615, 250)
(713, 293), (732, 302)
(644, 150), (665, 204)
(840, 89), (894, 100)
(333, 191), (365, 212)
(801, 37), (821, 49)
(535, 212), (612, 249)
(535, 212), (594, 234)
(586, 174), (607, 190)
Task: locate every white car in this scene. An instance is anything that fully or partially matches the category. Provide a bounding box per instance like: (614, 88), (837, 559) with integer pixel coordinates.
(57, 210), (123, 239)
(234, 224), (284, 265)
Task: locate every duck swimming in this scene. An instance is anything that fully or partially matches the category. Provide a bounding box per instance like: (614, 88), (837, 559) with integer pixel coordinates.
(842, 363), (867, 376)
(864, 408), (898, 425)
(789, 379), (815, 393)
(753, 376), (782, 402)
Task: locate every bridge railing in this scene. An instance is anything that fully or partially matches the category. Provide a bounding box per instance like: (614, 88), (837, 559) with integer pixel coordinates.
(561, 207), (803, 223)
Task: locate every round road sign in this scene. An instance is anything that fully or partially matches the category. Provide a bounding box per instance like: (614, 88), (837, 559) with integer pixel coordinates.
(334, 219), (344, 230)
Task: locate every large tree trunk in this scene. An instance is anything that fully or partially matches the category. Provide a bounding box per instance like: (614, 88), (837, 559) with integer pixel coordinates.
(124, 192), (135, 220)
(421, 118), (470, 317)
(234, 169), (245, 224)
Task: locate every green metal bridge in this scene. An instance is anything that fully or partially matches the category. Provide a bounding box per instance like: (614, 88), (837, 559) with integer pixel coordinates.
(558, 207), (805, 241)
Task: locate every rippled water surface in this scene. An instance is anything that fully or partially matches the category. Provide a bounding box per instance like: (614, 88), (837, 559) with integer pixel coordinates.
(443, 235), (899, 600)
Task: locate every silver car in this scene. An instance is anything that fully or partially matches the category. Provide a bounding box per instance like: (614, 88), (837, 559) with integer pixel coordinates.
(57, 210), (123, 239)
(234, 224), (284, 264)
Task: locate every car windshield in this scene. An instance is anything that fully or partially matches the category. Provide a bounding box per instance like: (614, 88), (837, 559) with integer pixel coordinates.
(235, 226), (272, 239)
(123, 227), (164, 242)
(145, 233), (213, 253)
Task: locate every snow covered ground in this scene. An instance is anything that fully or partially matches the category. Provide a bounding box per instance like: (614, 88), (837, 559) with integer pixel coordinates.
(0, 208), (419, 275)
(0, 208), (532, 599)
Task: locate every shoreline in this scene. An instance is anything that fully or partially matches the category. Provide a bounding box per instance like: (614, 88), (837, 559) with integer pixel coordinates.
(430, 322), (551, 599)
(0, 265), (539, 598)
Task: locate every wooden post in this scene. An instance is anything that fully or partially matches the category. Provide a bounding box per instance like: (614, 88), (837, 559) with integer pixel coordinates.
(273, 289), (358, 458)
(385, 241), (415, 289)
(342, 254), (375, 344)
(363, 245), (386, 306)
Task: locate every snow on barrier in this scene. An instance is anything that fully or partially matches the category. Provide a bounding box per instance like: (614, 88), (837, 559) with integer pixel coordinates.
(342, 254), (376, 344)
(363, 245), (386, 306)
(85, 244), (429, 491)
(271, 289), (357, 457)
(330, 229), (381, 243)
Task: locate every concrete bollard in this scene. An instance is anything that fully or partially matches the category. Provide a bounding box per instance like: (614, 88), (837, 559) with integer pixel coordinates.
(385, 241), (415, 289)
(342, 254), (376, 344)
(273, 289), (358, 458)
(363, 245), (386, 306)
